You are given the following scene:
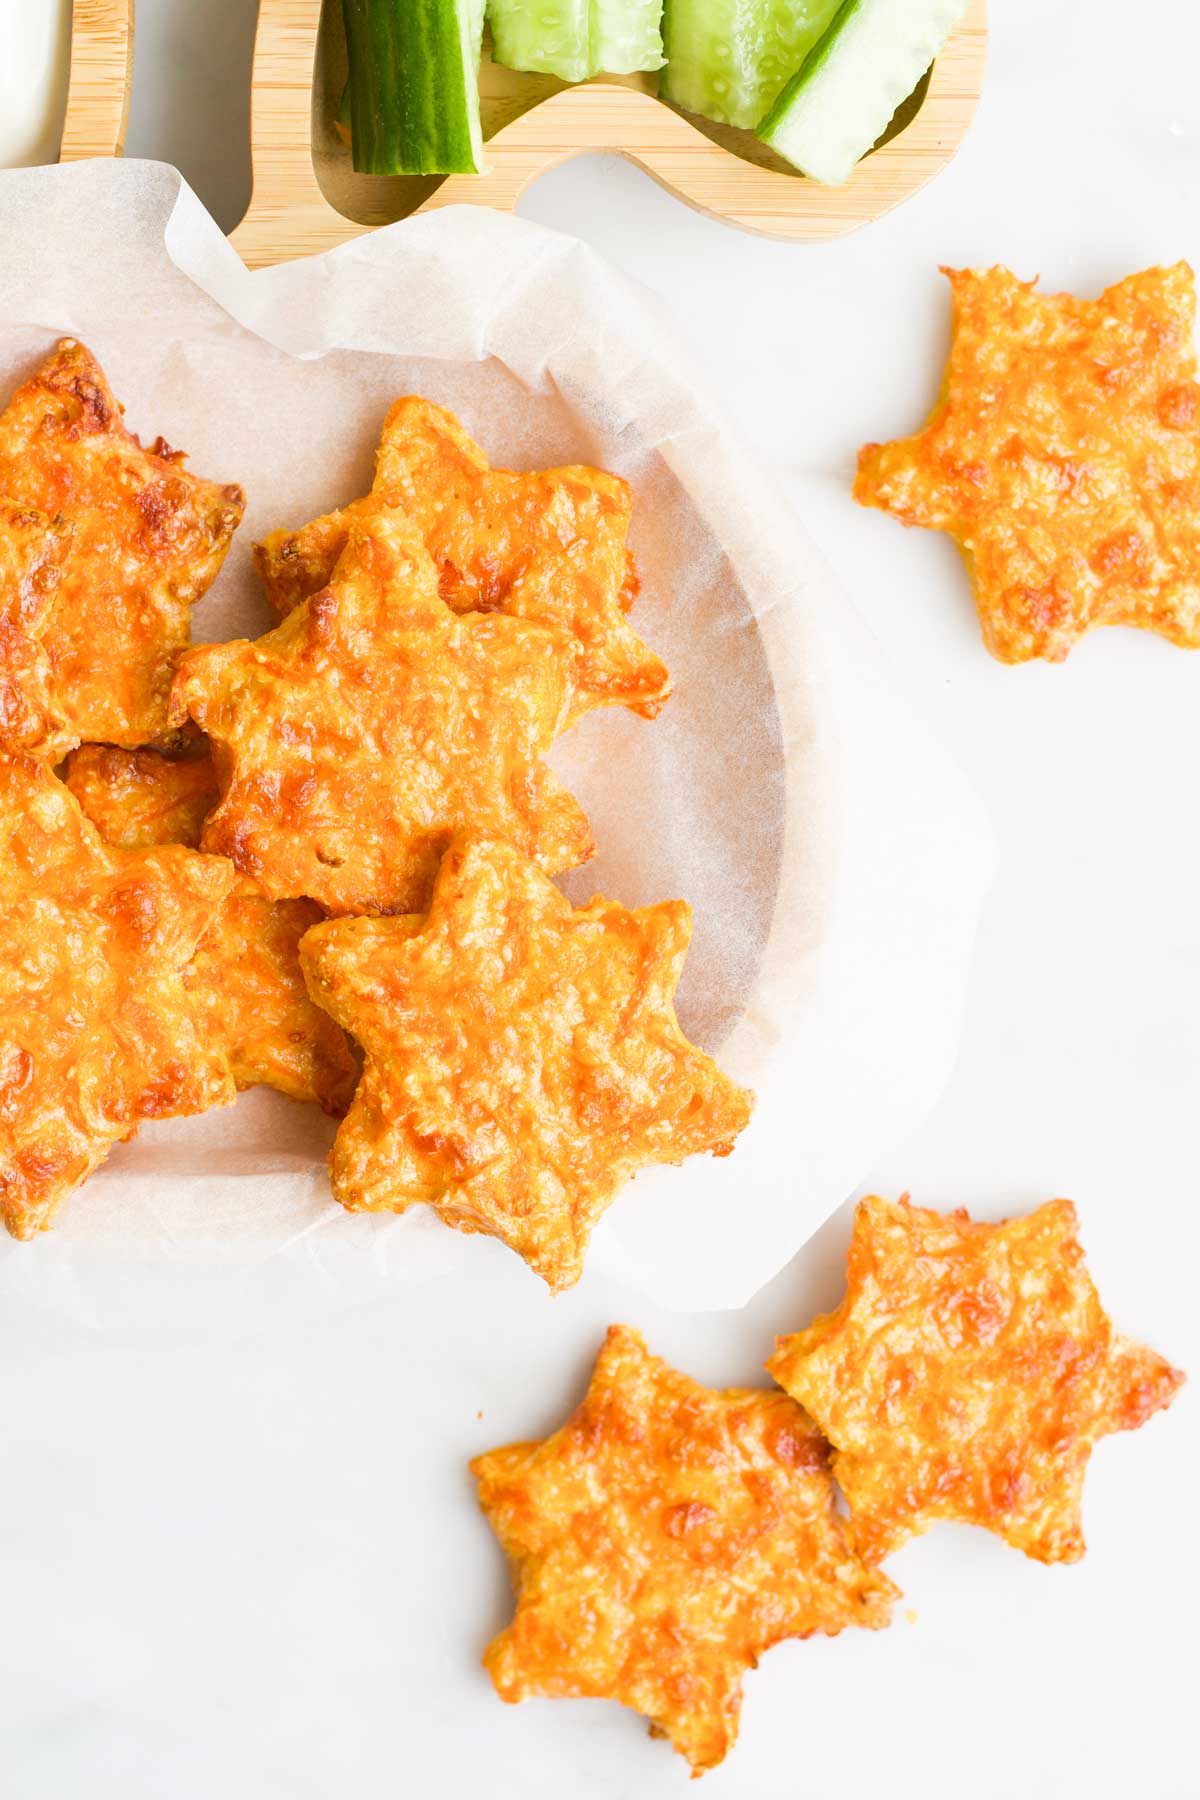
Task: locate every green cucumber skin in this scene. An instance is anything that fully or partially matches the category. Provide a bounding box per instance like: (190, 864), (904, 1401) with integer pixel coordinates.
(661, 0), (842, 131)
(342, 0), (485, 176)
(487, 0), (664, 80)
(759, 0), (859, 131)
(759, 0), (966, 184)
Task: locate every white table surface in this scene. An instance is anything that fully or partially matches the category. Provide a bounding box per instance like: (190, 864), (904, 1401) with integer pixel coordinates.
(4, 3), (1198, 1795)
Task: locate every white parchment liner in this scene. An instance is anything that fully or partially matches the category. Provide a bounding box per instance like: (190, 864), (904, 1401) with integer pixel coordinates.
(0, 161), (993, 1309)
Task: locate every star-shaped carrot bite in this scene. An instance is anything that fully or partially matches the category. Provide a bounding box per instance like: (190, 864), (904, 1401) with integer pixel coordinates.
(63, 743), (357, 1118)
(172, 505), (592, 916)
(473, 1324), (896, 1774)
(855, 264), (1200, 662)
(0, 754), (238, 1238)
(299, 832), (753, 1291)
(0, 500), (73, 759)
(253, 395), (669, 720)
(767, 1195), (1185, 1565)
(0, 339), (245, 746)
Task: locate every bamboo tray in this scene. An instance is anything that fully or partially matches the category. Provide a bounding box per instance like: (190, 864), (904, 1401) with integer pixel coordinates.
(61, 0), (987, 270)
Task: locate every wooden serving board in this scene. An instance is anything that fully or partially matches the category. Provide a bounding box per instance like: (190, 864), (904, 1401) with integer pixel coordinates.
(60, 0), (987, 271)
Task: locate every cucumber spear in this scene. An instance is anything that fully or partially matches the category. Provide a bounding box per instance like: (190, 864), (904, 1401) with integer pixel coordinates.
(661, 0), (842, 130)
(758, 0), (968, 184)
(342, 0), (486, 175)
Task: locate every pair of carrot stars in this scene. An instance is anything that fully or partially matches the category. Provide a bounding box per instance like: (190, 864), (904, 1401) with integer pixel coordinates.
(474, 1195), (1183, 1774)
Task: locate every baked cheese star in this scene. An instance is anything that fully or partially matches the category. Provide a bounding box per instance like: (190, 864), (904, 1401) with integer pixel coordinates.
(855, 264), (1200, 661)
(299, 832), (753, 1291)
(767, 1194), (1185, 1565)
(172, 505), (593, 916)
(0, 339), (245, 745)
(254, 395), (669, 720)
(473, 1324), (897, 1774)
(63, 743), (357, 1117)
(0, 754), (238, 1238)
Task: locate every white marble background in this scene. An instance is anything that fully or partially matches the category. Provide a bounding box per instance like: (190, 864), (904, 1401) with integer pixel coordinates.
(2, 2), (1197, 1796)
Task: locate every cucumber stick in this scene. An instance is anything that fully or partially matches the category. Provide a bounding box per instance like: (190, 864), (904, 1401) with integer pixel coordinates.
(342, 0), (486, 175)
(487, 0), (664, 82)
(759, 0), (968, 184)
(661, 0), (842, 130)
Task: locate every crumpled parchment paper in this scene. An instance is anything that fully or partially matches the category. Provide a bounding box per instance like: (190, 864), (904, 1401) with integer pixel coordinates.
(0, 160), (993, 1310)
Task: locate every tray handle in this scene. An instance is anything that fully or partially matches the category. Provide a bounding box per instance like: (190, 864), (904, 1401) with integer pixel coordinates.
(59, 0), (134, 162)
(229, 0), (369, 268)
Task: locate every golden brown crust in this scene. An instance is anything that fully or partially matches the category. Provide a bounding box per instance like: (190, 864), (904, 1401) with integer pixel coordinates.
(253, 395), (669, 720)
(767, 1195), (1185, 1565)
(0, 754), (238, 1238)
(184, 889), (358, 1115)
(299, 831), (753, 1291)
(173, 505), (593, 917)
(63, 743), (220, 850)
(63, 744), (357, 1117)
(0, 339), (245, 746)
(473, 1324), (897, 1774)
(854, 264), (1200, 662)
(0, 501), (74, 759)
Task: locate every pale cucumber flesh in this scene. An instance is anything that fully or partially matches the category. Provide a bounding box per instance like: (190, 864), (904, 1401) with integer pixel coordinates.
(591, 0), (666, 73)
(661, 0), (842, 130)
(488, 0), (590, 80)
(759, 0), (968, 184)
(487, 0), (664, 80)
